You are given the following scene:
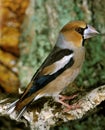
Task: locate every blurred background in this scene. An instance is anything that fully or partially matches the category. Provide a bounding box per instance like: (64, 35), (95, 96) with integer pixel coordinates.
(0, 0), (105, 130)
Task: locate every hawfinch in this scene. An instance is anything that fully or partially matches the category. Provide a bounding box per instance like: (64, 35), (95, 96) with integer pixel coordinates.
(8, 20), (99, 118)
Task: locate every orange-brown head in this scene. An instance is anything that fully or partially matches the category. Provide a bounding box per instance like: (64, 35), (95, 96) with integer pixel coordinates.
(60, 21), (99, 47)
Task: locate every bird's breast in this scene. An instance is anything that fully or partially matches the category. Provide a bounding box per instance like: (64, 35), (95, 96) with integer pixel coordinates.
(41, 67), (80, 97)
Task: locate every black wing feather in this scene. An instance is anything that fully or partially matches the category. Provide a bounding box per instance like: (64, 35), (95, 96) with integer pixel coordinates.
(20, 46), (74, 101)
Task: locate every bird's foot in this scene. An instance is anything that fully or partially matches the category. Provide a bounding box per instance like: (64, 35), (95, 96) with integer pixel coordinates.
(59, 94), (77, 101)
(58, 94), (80, 112)
(64, 103), (80, 112)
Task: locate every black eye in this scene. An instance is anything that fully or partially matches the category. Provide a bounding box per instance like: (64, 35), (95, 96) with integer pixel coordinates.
(75, 27), (84, 35)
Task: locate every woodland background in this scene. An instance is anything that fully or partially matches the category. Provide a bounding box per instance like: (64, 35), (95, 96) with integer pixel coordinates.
(0, 0), (105, 130)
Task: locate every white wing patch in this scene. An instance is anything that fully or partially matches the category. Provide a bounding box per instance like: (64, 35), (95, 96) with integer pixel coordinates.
(50, 53), (73, 75)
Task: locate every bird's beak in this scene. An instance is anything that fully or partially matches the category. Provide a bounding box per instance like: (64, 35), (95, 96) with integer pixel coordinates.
(84, 25), (99, 39)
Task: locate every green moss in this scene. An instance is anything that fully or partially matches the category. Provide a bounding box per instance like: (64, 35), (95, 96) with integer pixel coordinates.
(57, 0), (75, 25)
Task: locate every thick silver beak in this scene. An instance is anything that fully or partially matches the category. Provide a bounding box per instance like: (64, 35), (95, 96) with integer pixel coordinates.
(84, 25), (99, 39)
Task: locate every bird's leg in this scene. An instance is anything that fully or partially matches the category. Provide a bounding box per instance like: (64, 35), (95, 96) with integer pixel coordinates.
(58, 94), (80, 112)
(59, 94), (77, 101)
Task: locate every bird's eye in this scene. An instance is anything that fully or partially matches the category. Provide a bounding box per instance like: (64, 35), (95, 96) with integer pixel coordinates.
(75, 27), (84, 35)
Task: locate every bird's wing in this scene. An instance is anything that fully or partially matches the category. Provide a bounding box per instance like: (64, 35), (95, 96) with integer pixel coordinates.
(16, 35), (74, 108)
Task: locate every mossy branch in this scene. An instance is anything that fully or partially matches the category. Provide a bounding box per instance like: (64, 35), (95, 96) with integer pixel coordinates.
(0, 84), (105, 130)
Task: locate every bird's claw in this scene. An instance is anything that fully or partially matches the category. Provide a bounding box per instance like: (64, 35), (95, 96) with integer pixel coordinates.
(58, 94), (81, 112)
(63, 103), (81, 112)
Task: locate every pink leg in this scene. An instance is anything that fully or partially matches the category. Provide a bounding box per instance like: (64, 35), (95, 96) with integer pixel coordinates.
(58, 94), (80, 112)
(59, 94), (77, 101)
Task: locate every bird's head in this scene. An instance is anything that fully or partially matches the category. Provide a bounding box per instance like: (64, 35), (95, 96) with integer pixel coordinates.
(60, 21), (99, 47)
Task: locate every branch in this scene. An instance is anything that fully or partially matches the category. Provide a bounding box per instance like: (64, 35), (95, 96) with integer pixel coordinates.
(0, 85), (105, 130)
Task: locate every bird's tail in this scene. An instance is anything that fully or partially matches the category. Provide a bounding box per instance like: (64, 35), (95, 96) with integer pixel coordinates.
(7, 99), (19, 113)
(7, 90), (42, 119)
(7, 99), (28, 120)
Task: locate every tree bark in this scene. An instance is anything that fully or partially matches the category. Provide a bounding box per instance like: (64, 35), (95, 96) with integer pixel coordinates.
(0, 84), (105, 130)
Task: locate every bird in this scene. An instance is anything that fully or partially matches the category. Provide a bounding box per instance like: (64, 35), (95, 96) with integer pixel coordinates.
(8, 20), (99, 119)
